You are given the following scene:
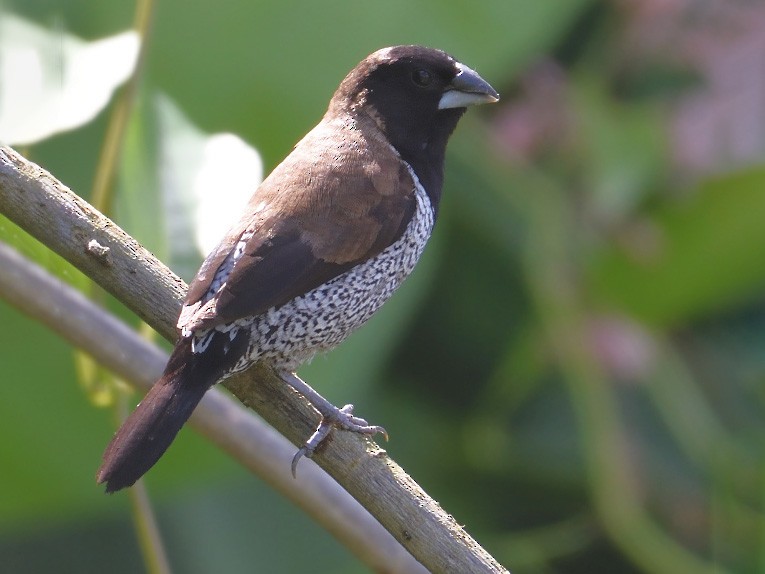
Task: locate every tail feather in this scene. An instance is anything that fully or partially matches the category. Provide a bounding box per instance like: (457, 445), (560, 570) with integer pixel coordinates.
(96, 339), (213, 493)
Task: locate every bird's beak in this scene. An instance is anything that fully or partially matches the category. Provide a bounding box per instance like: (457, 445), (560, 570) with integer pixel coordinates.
(438, 62), (500, 110)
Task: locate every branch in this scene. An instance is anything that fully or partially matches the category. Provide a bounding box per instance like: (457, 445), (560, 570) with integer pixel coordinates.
(0, 239), (425, 573)
(0, 145), (509, 574)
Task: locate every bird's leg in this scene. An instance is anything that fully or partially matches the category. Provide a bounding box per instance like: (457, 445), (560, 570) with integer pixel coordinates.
(278, 371), (388, 476)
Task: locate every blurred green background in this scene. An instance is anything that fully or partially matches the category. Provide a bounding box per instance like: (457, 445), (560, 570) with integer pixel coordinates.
(2, 1), (765, 572)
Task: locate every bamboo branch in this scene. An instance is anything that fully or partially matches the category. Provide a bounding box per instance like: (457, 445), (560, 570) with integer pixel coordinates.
(0, 145), (508, 574)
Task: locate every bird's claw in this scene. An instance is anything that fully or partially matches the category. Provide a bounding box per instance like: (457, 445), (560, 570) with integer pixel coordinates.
(291, 404), (388, 477)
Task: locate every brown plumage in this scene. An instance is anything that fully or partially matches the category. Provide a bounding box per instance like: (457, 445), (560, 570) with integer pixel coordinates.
(180, 111), (416, 333)
(97, 45), (498, 492)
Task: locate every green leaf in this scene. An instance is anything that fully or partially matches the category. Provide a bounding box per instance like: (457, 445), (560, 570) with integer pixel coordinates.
(572, 76), (668, 221)
(589, 167), (765, 326)
(149, 0), (595, 164)
(0, 14), (138, 145)
(117, 93), (263, 281)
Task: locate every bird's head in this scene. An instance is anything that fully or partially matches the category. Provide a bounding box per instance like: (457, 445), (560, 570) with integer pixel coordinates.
(331, 45), (498, 163)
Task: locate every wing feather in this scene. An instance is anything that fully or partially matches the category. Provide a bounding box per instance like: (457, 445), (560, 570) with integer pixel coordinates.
(178, 116), (416, 334)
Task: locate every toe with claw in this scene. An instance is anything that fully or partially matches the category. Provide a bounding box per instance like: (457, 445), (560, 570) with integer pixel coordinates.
(279, 371), (388, 476)
(291, 403), (388, 477)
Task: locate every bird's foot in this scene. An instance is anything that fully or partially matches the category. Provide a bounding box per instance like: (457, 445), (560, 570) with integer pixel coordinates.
(291, 403), (387, 476)
(279, 371), (387, 476)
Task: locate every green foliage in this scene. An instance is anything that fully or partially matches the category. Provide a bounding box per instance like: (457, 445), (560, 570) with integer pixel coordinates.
(2, 1), (764, 573)
(591, 167), (765, 326)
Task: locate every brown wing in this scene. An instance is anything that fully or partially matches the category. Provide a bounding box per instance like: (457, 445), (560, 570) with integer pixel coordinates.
(178, 117), (417, 334)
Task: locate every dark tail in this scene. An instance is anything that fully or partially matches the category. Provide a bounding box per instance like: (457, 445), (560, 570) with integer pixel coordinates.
(96, 338), (214, 493)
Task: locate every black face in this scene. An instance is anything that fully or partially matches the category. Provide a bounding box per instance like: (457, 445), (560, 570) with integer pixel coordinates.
(362, 50), (463, 149)
(358, 48), (466, 200)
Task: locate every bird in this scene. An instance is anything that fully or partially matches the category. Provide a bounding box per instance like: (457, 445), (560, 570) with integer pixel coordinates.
(97, 45), (499, 493)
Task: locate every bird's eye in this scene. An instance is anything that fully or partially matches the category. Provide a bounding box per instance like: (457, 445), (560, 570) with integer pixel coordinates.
(411, 69), (433, 87)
